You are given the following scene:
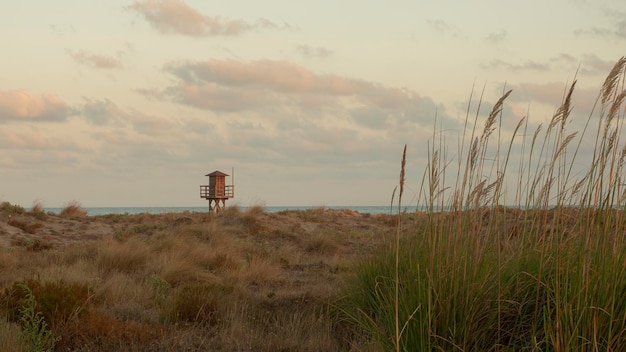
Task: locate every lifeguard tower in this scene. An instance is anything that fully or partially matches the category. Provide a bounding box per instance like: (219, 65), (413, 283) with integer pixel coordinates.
(200, 170), (234, 212)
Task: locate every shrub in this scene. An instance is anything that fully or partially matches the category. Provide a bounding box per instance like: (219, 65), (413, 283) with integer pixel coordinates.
(1, 201), (25, 215)
(7, 219), (43, 234)
(29, 201), (47, 220)
(16, 284), (58, 352)
(169, 283), (232, 324)
(59, 310), (160, 351)
(3, 278), (91, 327)
(302, 232), (338, 254)
(246, 205), (266, 216)
(96, 238), (149, 275)
(59, 201), (87, 219)
(11, 236), (53, 251)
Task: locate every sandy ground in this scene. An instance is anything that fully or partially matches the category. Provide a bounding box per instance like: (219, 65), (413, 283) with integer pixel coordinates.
(0, 207), (400, 252)
(0, 211), (115, 248)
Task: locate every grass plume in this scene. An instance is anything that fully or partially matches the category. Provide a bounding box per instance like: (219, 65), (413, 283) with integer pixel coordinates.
(343, 56), (626, 351)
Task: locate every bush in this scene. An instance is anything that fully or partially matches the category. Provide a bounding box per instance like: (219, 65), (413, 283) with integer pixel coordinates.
(7, 219), (43, 234)
(3, 278), (91, 327)
(1, 201), (25, 215)
(58, 310), (159, 351)
(16, 284), (58, 352)
(59, 201), (87, 219)
(169, 283), (232, 324)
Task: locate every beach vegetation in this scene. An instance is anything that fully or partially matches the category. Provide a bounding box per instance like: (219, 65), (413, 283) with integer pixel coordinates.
(59, 201), (87, 219)
(341, 56), (626, 351)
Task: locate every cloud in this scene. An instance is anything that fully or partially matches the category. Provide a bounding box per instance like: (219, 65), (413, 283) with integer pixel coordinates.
(576, 54), (619, 75)
(481, 59), (550, 71)
(0, 90), (72, 122)
(82, 98), (126, 125)
(574, 9), (626, 40)
(48, 24), (76, 36)
(67, 50), (123, 69)
(155, 59), (381, 113)
(130, 0), (281, 36)
(489, 54), (620, 76)
(296, 45), (333, 59)
(486, 30), (507, 44)
(508, 81), (600, 119)
(426, 19), (465, 39)
(164, 59), (371, 95)
(81, 98), (177, 135)
(150, 59), (454, 156)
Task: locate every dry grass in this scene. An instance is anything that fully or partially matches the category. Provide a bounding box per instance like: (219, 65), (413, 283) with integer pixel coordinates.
(96, 237), (150, 275)
(0, 318), (22, 352)
(59, 201), (87, 219)
(302, 232), (339, 254)
(0, 204), (395, 351)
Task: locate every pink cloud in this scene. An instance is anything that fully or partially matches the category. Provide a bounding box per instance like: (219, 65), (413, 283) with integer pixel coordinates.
(68, 50), (123, 69)
(158, 59), (445, 131)
(0, 128), (78, 150)
(130, 0), (278, 36)
(0, 90), (72, 122)
(296, 45), (333, 59)
(166, 59), (371, 94)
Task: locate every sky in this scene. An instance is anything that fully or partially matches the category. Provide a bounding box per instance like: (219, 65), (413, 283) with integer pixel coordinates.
(1, 0), (625, 208)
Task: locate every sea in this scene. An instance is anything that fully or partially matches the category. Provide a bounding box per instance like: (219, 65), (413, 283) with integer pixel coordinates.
(44, 205), (422, 216)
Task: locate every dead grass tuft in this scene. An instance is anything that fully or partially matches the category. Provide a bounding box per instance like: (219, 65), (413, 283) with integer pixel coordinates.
(30, 200), (47, 220)
(246, 204), (266, 216)
(168, 283), (232, 323)
(96, 238), (149, 275)
(302, 232), (339, 254)
(156, 253), (222, 287)
(7, 218), (43, 234)
(60, 201), (87, 219)
(236, 255), (284, 286)
(0, 318), (22, 352)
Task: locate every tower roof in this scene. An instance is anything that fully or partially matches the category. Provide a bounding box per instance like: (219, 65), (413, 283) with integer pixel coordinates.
(205, 170), (229, 177)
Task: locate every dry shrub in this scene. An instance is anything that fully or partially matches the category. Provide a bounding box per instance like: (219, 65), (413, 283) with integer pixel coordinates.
(59, 310), (160, 351)
(218, 302), (340, 352)
(205, 252), (239, 272)
(0, 250), (18, 272)
(241, 213), (264, 235)
(59, 201), (87, 219)
(147, 235), (226, 287)
(156, 254), (222, 287)
(272, 243), (302, 267)
(258, 308), (338, 352)
(30, 200), (44, 213)
(62, 242), (99, 266)
(302, 232), (338, 254)
(236, 255), (284, 286)
(246, 205), (265, 216)
(0, 318), (22, 352)
(11, 236), (52, 251)
(3, 278), (91, 327)
(7, 218), (43, 234)
(30, 201), (47, 220)
(1, 202), (25, 215)
(96, 273), (152, 307)
(97, 238), (149, 275)
(296, 207), (326, 222)
(169, 283), (233, 323)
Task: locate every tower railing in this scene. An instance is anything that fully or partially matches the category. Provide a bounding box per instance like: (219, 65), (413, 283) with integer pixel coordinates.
(200, 185), (234, 198)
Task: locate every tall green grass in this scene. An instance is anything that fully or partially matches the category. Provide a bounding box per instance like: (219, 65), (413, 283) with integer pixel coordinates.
(342, 57), (626, 351)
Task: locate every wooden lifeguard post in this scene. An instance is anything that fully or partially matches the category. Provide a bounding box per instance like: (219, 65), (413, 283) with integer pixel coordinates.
(200, 170), (234, 212)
